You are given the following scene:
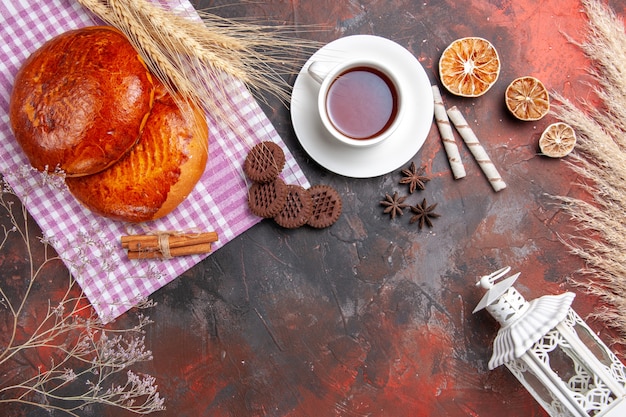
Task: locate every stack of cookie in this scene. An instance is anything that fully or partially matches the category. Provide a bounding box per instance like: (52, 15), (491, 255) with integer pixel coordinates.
(244, 142), (342, 229)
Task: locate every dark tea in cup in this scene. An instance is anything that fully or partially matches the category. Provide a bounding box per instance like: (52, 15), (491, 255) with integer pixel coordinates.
(325, 67), (399, 140)
(308, 58), (404, 147)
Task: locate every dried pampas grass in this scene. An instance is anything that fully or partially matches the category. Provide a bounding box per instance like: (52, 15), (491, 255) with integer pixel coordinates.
(76, 0), (319, 138)
(552, 0), (626, 343)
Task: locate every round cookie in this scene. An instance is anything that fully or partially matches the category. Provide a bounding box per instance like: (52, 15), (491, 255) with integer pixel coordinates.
(243, 141), (286, 183)
(307, 185), (342, 228)
(274, 185), (313, 229)
(248, 178), (288, 218)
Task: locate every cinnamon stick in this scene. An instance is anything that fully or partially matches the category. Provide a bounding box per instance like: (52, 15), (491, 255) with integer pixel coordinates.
(126, 242), (213, 259)
(121, 231), (218, 259)
(121, 231), (218, 251)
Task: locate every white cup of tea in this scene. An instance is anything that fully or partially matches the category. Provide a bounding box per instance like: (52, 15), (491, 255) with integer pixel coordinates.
(307, 58), (403, 147)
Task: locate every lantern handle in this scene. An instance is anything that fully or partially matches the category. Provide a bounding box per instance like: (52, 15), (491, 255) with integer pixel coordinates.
(473, 268), (521, 314)
(476, 266), (511, 289)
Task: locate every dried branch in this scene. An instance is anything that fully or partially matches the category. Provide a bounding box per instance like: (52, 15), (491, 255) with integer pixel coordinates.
(0, 172), (164, 415)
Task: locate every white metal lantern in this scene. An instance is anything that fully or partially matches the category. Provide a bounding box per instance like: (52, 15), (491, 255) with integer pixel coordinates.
(473, 266), (626, 417)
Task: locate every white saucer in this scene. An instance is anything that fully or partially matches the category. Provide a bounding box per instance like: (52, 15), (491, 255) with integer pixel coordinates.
(290, 35), (434, 178)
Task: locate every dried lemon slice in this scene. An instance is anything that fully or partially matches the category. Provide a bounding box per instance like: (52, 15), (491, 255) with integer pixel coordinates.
(505, 76), (550, 121)
(539, 122), (576, 158)
(439, 37), (501, 97)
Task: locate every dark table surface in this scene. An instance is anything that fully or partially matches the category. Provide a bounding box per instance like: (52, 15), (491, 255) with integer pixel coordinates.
(4, 0), (626, 416)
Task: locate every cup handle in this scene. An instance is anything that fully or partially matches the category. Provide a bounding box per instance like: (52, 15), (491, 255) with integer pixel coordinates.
(307, 61), (332, 84)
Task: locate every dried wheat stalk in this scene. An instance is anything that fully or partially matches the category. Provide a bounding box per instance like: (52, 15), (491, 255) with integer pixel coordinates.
(76, 0), (318, 117)
(552, 0), (626, 343)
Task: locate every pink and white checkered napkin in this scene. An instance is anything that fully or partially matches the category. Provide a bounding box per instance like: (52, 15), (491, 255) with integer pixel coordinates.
(0, 0), (309, 323)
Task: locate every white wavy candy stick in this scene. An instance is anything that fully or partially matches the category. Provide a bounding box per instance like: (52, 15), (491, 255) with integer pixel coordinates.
(431, 85), (466, 179)
(446, 106), (506, 192)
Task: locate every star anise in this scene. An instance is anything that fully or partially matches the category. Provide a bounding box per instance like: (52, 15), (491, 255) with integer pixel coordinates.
(400, 162), (430, 194)
(409, 198), (441, 229)
(380, 192), (408, 219)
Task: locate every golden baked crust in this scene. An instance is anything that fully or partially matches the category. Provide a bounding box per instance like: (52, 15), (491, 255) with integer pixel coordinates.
(65, 86), (209, 223)
(9, 26), (155, 176)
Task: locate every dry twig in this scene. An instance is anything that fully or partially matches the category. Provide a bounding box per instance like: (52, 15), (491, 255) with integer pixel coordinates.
(0, 171), (163, 415)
